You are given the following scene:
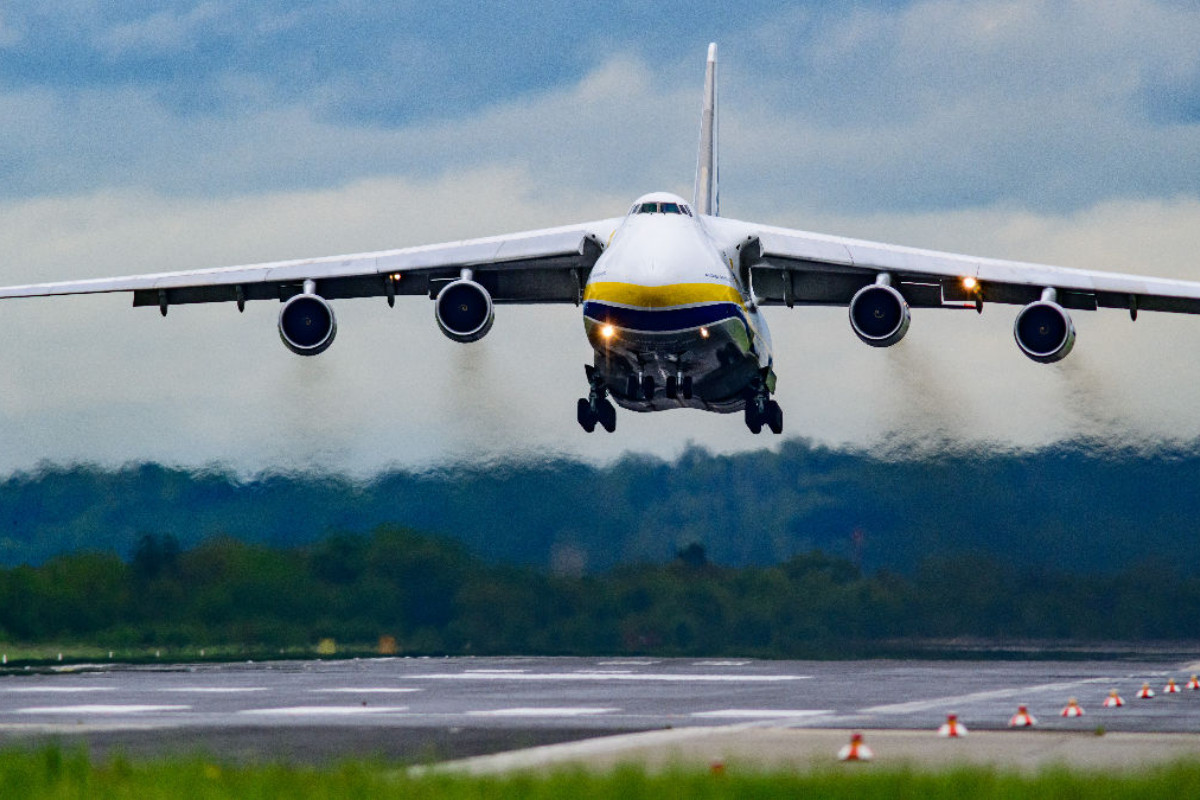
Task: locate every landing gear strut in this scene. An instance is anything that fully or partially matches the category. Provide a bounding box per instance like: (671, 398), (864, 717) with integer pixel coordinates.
(744, 375), (783, 435)
(578, 365), (616, 433)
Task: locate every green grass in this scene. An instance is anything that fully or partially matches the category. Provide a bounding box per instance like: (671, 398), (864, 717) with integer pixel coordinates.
(3, 747), (1200, 799)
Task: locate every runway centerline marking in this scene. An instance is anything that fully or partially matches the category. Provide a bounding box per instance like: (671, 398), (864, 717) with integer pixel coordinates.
(409, 673), (808, 682)
(312, 688), (421, 694)
(17, 705), (190, 714)
(861, 678), (1112, 714)
(1, 687), (114, 693)
(238, 706), (409, 716)
(156, 687), (268, 693)
(691, 709), (832, 719)
(468, 707), (619, 717)
(693, 661), (751, 667)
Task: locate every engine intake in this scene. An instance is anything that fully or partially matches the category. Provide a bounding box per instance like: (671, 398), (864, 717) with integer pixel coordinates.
(436, 279), (494, 343)
(278, 292), (337, 356)
(1014, 300), (1075, 363)
(849, 283), (911, 347)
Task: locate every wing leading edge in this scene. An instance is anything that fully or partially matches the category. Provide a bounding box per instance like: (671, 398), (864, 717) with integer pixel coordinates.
(0, 219), (623, 312)
(706, 216), (1200, 316)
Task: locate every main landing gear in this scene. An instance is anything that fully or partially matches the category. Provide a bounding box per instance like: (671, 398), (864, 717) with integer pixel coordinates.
(578, 365), (616, 433)
(744, 376), (783, 435)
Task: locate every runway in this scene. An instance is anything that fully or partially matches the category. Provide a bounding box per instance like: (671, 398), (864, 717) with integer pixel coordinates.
(0, 656), (1198, 764)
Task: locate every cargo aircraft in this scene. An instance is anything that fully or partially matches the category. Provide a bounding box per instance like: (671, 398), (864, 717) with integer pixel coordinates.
(5, 44), (1200, 434)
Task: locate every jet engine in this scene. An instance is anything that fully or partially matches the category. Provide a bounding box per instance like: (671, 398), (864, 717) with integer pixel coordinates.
(1013, 299), (1075, 363)
(849, 282), (910, 347)
(278, 291), (337, 356)
(436, 279), (495, 343)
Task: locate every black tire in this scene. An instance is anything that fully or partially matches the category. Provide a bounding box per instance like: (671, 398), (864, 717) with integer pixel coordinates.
(577, 398), (596, 432)
(641, 375), (656, 400)
(682, 376), (694, 400)
(597, 398), (617, 432)
(744, 404), (762, 434)
(665, 375), (678, 399)
(626, 374), (640, 400)
(767, 400), (783, 434)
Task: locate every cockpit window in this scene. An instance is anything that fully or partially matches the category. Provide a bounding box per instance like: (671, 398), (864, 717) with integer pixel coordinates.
(633, 201), (687, 215)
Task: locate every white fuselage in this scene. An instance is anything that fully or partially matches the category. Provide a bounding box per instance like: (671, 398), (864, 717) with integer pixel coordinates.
(582, 192), (773, 412)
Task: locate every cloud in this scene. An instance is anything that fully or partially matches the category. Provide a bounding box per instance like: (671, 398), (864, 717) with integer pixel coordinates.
(2, 2), (1200, 474)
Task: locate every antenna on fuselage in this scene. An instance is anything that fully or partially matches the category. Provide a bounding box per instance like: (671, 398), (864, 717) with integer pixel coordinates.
(693, 42), (718, 217)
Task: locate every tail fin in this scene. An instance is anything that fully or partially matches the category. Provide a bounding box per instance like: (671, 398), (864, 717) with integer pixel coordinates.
(693, 43), (719, 216)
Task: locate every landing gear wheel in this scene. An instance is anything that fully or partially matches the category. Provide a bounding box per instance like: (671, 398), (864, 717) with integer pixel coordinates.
(626, 374), (640, 400)
(665, 375), (678, 399)
(766, 400), (783, 434)
(596, 398), (617, 432)
(641, 375), (656, 400)
(681, 376), (694, 400)
(577, 398), (596, 433)
(744, 404), (763, 434)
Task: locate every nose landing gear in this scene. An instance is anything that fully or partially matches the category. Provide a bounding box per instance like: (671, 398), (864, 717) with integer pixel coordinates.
(578, 365), (617, 433)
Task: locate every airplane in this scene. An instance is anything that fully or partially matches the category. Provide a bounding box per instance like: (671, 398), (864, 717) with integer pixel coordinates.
(4, 43), (1200, 435)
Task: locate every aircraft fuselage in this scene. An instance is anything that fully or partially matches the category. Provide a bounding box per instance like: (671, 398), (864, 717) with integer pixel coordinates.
(582, 192), (774, 413)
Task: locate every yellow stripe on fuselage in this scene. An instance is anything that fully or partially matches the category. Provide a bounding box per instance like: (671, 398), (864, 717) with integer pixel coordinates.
(583, 281), (744, 309)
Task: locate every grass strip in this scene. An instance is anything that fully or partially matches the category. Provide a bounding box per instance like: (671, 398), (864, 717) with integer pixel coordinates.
(3, 746), (1200, 798)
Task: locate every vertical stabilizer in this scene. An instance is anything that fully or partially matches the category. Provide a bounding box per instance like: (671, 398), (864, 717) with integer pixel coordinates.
(693, 42), (719, 216)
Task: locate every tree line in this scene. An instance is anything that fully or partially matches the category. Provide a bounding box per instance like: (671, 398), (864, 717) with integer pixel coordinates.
(0, 528), (1196, 656)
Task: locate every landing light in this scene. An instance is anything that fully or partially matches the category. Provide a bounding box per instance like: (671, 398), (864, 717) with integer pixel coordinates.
(962, 276), (978, 291)
(601, 324), (615, 340)
(700, 327), (710, 339)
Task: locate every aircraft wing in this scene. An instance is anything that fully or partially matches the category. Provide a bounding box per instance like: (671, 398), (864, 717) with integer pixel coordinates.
(710, 217), (1200, 315)
(0, 219), (625, 312)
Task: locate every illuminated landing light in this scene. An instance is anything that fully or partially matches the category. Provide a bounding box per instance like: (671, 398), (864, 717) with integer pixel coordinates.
(699, 327), (710, 339)
(962, 276), (978, 291)
(390, 273), (402, 281)
(601, 324), (615, 340)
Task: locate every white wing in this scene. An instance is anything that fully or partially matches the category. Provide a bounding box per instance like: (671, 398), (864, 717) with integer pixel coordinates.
(0, 219), (624, 311)
(706, 216), (1200, 315)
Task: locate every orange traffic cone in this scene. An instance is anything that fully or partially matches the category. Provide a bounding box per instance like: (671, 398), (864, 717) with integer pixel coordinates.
(838, 732), (873, 761)
(1137, 682), (1156, 699)
(937, 713), (968, 737)
(1164, 678), (1180, 694)
(1060, 697), (1084, 718)
(1102, 689), (1125, 708)
(1188, 675), (1200, 691)
(1008, 704), (1036, 727)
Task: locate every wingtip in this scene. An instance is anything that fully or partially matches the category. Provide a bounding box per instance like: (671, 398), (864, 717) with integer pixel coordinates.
(707, 42), (717, 62)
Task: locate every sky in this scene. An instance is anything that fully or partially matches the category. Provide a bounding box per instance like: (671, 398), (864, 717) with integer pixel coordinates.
(3, 1), (1200, 475)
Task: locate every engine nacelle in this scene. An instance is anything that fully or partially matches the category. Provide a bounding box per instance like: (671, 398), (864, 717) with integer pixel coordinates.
(435, 279), (494, 343)
(1014, 300), (1075, 363)
(849, 283), (911, 347)
(278, 292), (337, 356)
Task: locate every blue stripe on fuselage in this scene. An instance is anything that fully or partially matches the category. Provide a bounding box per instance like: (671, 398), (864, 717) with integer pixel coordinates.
(583, 301), (745, 333)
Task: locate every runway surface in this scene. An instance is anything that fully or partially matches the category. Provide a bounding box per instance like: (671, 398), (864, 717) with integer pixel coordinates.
(1, 655), (1198, 763)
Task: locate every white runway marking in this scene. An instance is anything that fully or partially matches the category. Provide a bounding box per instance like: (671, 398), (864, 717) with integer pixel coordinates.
(468, 707), (619, 717)
(156, 687), (268, 693)
(464, 669), (527, 674)
(597, 660), (659, 666)
(18, 705), (190, 714)
(237, 706), (409, 716)
(861, 678), (1112, 714)
(693, 660), (751, 667)
(411, 673), (807, 683)
(691, 709), (832, 719)
(313, 688), (421, 694)
(1, 687), (113, 693)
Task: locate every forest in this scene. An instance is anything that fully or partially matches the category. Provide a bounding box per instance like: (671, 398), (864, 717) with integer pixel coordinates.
(3, 438), (1200, 575)
(0, 528), (1196, 656)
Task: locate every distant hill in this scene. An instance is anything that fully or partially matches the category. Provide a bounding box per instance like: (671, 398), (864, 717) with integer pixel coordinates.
(1, 439), (1198, 572)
